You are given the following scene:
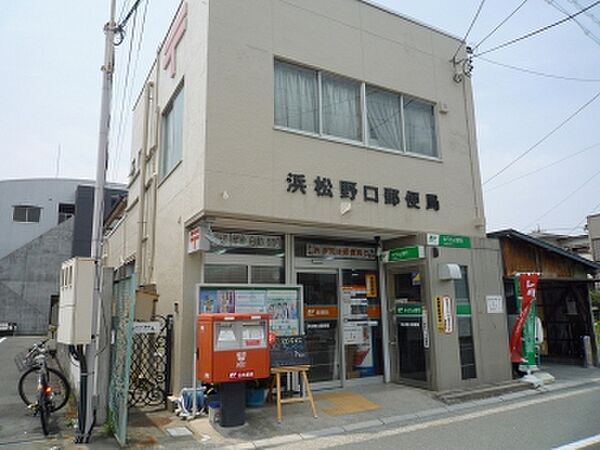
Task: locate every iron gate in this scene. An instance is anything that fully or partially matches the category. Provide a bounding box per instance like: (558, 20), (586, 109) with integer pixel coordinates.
(128, 314), (173, 407)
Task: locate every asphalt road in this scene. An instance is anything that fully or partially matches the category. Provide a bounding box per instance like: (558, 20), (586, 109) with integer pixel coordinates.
(0, 336), (63, 448)
(289, 383), (600, 450)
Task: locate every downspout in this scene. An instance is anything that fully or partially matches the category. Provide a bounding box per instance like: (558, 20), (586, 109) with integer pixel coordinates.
(135, 81), (153, 287)
(148, 50), (161, 283)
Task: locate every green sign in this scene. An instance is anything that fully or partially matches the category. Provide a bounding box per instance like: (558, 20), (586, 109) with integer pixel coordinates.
(514, 275), (537, 368)
(455, 304), (471, 316)
(382, 245), (425, 263)
(395, 304), (423, 316)
(427, 233), (471, 249)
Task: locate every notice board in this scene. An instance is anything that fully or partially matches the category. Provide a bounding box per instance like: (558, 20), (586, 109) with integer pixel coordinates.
(270, 336), (310, 367)
(196, 284), (303, 336)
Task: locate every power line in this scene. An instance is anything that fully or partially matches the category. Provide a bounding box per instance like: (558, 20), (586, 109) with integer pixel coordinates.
(474, 0), (600, 57)
(567, 199), (600, 234)
(485, 142), (600, 192)
(452, 0), (487, 61)
(474, 0), (529, 50)
(479, 56), (600, 82)
(544, 0), (600, 46)
(483, 89), (600, 185)
(523, 166), (600, 231)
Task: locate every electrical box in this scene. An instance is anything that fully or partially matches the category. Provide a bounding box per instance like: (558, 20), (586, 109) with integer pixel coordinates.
(197, 313), (270, 383)
(57, 257), (95, 345)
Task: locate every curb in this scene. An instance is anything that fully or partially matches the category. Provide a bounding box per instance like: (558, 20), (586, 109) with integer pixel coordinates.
(222, 376), (600, 449)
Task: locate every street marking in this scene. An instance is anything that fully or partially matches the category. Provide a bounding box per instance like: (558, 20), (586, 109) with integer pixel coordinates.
(287, 384), (600, 449)
(0, 337), (6, 344)
(554, 433), (600, 449)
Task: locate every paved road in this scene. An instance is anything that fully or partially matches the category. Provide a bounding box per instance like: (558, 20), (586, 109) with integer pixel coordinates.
(289, 383), (600, 450)
(0, 336), (64, 448)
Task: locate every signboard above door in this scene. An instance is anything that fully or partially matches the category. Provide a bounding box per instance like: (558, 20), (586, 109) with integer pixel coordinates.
(426, 233), (471, 249)
(381, 245), (425, 263)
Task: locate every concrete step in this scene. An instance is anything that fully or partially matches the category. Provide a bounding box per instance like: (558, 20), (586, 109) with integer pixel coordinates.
(435, 380), (533, 405)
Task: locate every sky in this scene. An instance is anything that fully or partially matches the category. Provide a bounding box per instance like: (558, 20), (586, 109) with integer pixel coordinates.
(1, 0), (599, 235)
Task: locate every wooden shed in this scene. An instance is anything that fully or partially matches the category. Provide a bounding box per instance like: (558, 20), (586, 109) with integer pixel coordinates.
(488, 229), (600, 366)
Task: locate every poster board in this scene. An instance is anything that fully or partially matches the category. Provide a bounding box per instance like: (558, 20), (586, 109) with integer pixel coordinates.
(196, 284), (304, 337)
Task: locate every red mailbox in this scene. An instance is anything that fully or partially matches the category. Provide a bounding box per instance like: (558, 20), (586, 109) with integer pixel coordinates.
(196, 313), (270, 383)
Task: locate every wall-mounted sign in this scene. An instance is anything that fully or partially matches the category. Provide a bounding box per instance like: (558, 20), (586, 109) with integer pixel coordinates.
(286, 172), (440, 212)
(443, 295), (454, 334)
(486, 295), (504, 314)
(306, 243), (376, 260)
(365, 273), (377, 298)
(188, 226), (210, 253)
(422, 307), (430, 349)
(133, 321), (161, 334)
(435, 296), (444, 332)
(381, 246), (425, 263)
(426, 233), (471, 249)
(211, 232), (282, 250)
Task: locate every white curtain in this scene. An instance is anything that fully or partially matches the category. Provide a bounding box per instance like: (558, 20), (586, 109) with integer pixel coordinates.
(274, 61), (318, 133)
(322, 74), (361, 141)
(404, 98), (437, 157)
(366, 87), (403, 151)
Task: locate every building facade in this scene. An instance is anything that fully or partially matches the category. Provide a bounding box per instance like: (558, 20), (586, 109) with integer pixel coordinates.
(588, 213), (600, 263)
(105, 0), (511, 392)
(0, 178), (124, 334)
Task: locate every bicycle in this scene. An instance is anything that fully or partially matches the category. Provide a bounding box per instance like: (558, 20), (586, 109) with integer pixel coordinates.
(16, 339), (70, 435)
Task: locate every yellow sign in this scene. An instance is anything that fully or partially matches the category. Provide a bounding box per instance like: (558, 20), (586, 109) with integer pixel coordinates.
(435, 296), (444, 332)
(366, 273), (377, 298)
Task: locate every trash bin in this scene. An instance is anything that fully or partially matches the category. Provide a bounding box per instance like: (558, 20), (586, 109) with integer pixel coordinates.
(220, 382), (246, 427)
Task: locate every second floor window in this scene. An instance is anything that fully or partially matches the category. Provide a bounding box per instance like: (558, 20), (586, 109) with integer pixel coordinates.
(274, 60), (438, 158)
(160, 85), (184, 180)
(13, 205), (41, 223)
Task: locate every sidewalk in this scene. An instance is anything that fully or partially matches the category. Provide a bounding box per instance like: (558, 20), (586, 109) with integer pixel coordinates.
(54, 363), (600, 449)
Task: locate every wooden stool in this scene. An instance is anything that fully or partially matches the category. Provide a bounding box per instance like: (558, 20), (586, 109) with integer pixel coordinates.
(269, 365), (317, 423)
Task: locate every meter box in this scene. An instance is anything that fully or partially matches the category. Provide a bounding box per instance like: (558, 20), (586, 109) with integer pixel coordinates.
(57, 257), (95, 345)
(197, 313), (270, 383)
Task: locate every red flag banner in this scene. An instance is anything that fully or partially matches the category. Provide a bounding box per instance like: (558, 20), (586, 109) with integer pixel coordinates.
(509, 273), (540, 363)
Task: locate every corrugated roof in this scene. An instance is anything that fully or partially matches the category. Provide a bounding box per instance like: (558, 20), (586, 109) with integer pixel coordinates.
(487, 228), (600, 272)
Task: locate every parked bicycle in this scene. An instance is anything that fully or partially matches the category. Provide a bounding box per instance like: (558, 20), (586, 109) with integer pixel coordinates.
(16, 339), (70, 435)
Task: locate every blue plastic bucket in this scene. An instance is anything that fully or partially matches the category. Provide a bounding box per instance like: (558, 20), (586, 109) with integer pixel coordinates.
(245, 388), (266, 407)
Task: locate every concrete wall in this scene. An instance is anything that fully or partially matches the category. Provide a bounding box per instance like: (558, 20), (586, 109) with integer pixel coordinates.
(203, 0), (486, 236)
(0, 218), (74, 334)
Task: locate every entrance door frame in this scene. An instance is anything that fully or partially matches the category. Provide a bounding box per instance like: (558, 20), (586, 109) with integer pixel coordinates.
(386, 262), (432, 388)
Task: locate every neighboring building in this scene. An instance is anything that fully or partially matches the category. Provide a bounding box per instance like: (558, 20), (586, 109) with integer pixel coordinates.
(0, 178), (125, 334)
(530, 231), (592, 261)
(488, 229), (600, 365)
(104, 0), (511, 393)
(588, 213), (600, 263)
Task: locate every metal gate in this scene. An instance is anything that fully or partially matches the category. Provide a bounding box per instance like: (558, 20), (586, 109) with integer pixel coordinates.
(128, 315), (173, 408)
(108, 270), (136, 446)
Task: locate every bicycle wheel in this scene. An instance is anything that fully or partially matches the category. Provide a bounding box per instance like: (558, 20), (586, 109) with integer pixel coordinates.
(19, 367), (70, 412)
(38, 377), (50, 435)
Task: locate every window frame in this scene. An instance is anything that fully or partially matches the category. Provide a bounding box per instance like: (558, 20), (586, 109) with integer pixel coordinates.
(273, 59), (440, 160)
(13, 205), (42, 223)
(159, 83), (185, 182)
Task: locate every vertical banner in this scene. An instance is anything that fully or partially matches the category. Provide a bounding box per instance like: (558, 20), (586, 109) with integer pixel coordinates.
(509, 273), (540, 366)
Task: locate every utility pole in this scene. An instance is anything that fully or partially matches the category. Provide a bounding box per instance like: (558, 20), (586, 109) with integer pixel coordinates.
(77, 0), (116, 443)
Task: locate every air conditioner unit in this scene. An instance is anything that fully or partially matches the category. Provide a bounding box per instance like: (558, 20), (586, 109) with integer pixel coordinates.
(57, 257), (95, 345)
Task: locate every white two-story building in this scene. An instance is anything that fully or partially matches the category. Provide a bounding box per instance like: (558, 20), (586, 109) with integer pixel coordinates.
(105, 0), (511, 393)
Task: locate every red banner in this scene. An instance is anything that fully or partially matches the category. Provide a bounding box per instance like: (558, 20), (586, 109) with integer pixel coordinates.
(509, 273), (540, 363)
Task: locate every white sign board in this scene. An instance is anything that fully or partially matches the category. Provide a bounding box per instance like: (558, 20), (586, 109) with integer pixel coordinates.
(486, 295), (504, 314)
(133, 321), (161, 334)
(443, 295), (453, 334)
(422, 307), (430, 348)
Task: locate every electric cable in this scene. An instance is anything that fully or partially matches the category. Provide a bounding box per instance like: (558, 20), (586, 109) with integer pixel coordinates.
(485, 142), (600, 192)
(522, 166), (600, 231)
(474, 0), (600, 57)
(452, 0), (487, 61)
(479, 56), (600, 82)
(483, 88), (600, 185)
(567, 199), (600, 234)
(544, 0), (600, 46)
(473, 0), (529, 51)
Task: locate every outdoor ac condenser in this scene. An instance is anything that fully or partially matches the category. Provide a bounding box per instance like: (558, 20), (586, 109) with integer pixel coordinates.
(57, 257), (95, 345)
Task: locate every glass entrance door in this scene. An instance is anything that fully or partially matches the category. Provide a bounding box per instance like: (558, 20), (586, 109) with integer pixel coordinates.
(297, 272), (340, 385)
(390, 270), (428, 383)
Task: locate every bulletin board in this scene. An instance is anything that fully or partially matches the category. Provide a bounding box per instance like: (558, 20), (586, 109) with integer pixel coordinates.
(196, 284), (304, 337)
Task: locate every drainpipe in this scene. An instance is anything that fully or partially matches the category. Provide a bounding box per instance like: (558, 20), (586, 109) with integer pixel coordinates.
(135, 81), (153, 287)
(376, 236), (391, 383)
